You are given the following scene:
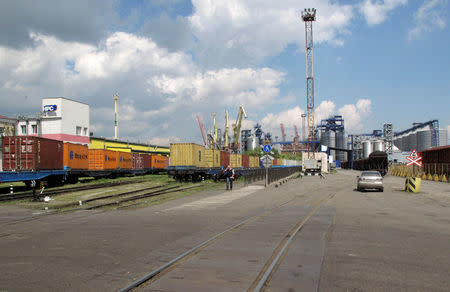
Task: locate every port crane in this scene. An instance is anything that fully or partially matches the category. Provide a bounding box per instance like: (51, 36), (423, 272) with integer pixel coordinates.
(224, 109), (229, 151)
(293, 125), (299, 144)
(196, 115), (207, 146)
(231, 106), (247, 152)
(209, 112), (219, 149)
(280, 123), (286, 142)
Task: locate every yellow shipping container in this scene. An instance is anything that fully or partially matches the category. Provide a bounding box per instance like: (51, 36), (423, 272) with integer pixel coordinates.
(205, 149), (221, 168)
(170, 143), (207, 168)
(90, 137), (170, 155)
(249, 156), (259, 168)
(230, 153), (242, 168)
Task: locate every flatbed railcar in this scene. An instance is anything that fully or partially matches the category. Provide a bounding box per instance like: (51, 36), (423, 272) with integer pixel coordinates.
(168, 143), (302, 181)
(1, 136), (170, 186)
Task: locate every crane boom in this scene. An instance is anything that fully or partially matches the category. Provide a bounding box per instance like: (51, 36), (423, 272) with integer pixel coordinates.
(280, 123), (286, 142)
(224, 109), (229, 150)
(212, 113), (218, 146)
(294, 125), (299, 139)
(196, 115), (207, 146)
(232, 106), (247, 152)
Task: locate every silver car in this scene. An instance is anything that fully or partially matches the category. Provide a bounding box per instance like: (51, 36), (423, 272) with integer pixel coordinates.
(357, 171), (384, 192)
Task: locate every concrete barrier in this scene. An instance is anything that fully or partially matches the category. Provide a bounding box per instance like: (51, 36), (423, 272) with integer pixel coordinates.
(405, 177), (421, 193)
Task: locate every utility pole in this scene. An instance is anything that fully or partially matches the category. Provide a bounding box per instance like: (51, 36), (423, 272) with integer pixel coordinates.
(113, 93), (119, 140)
(302, 8), (316, 158)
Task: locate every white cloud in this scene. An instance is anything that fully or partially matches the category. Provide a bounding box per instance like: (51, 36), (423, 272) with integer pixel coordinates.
(259, 99), (372, 139)
(338, 99), (372, 133)
(360, 0), (407, 26)
(260, 106), (305, 138)
(0, 32), (287, 143)
(408, 0), (447, 39)
(189, 0), (354, 67)
(316, 100), (336, 123)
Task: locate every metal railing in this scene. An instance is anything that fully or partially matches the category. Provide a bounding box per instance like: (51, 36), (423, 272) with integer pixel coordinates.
(241, 167), (301, 186)
(267, 167), (301, 185)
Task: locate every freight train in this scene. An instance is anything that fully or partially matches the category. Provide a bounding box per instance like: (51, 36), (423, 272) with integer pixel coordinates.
(0, 137), (303, 186)
(168, 143), (302, 181)
(0, 136), (169, 186)
(341, 151), (389, 176)
(420, 145), (450, 178)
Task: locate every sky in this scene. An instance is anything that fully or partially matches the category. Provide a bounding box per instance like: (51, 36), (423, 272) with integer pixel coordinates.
(0, 0), (449, 145)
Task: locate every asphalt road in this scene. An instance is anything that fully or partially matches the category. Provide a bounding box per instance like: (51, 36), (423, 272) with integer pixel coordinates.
(0, 170), (448, 291)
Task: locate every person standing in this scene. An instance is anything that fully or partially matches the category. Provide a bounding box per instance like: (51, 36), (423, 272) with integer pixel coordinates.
(224, 165), (235, 190)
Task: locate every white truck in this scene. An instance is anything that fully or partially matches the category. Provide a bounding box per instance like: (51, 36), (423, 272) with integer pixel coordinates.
(303, 158), (321, 174)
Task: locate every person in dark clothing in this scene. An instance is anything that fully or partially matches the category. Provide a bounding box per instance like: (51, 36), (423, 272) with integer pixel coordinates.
(224, 165), (235, 190)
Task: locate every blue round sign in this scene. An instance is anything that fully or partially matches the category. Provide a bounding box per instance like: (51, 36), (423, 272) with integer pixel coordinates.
(263, 144), (271, 153)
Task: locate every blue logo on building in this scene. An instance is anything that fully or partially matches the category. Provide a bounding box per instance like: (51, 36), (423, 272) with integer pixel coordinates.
(70, 151), (74, 160)
(105, 155), (107, 161)
(43, 104), (57, 112)
(120, 156), (123, 162)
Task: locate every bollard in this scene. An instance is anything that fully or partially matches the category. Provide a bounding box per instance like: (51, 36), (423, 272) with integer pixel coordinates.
(10, 184), (13, 195)
(405, 177), (421, 193)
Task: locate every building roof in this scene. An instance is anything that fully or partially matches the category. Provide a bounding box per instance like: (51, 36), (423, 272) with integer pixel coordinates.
(421, 145), (450, 152)
(0, 115), (16, 120)
(0, 115), (17, 124)
(43, 97), (89, 106)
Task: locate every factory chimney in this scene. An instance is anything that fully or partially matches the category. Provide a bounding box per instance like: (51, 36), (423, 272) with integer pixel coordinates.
(113, 93), (119, 140)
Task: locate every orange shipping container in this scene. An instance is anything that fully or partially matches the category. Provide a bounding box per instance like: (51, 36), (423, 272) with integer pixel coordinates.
(63, 143), (89, 170)
(89, 149), (119, 170)
(151, 155), (169, 169)
(118, 152), (132, 169)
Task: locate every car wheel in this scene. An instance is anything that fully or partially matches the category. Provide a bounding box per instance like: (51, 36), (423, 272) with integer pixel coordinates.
(379, 188), (384, 192)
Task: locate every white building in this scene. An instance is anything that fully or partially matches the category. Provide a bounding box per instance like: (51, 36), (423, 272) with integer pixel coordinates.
(40, 97), (90, 144)
(17, 118), (41, 136)
(16, 97), (90, 145)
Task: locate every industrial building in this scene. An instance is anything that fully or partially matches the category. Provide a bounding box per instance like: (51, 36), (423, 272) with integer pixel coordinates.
(318, 115), (345, 162)
(393, 120), (447, 153)
(16, 97), (90, 145)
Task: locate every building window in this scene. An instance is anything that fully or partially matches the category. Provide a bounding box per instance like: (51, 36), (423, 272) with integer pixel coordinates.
(31, 125), (37, 134)
(76, 126), (82, 136)
(21, 125), (27, 134)
(83, 128), (87, 136)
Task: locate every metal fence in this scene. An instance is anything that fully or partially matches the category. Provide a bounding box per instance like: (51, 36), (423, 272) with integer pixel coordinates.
(241, 167), (302, 186)
(267, 167), (302, 184)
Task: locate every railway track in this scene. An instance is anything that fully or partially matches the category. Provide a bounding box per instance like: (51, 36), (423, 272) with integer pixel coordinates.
(117, 192), (335, 292)
(0, 183), (204, 226)
(0, 179), (153, 202)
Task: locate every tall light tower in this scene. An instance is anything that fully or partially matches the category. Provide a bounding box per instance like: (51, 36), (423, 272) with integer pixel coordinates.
(301, 113), (306, 142)
(113, 93), (119, 140)
(301, 8), (317, 158)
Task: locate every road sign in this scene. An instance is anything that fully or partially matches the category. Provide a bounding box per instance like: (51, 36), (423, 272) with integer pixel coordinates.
(263, 144), (271, 153)
(406, 149), (422, 167)
(260, 155), (273, 168)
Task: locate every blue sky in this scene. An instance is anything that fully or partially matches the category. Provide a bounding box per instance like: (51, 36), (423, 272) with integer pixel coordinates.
(0, 0), (448, 145)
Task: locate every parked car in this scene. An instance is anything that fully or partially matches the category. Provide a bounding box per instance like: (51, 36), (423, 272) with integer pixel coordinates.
(357, 171), (384, 192)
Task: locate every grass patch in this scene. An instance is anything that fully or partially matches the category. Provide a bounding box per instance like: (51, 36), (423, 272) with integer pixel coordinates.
(114, 181), (225, 210)
(0, 175), (175, 210)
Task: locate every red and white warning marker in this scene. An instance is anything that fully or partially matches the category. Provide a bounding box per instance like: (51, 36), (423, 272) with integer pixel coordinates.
(406, 149), (422, 167)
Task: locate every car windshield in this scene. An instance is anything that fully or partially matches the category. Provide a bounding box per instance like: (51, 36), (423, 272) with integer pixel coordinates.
(361, 171), (381, 177)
